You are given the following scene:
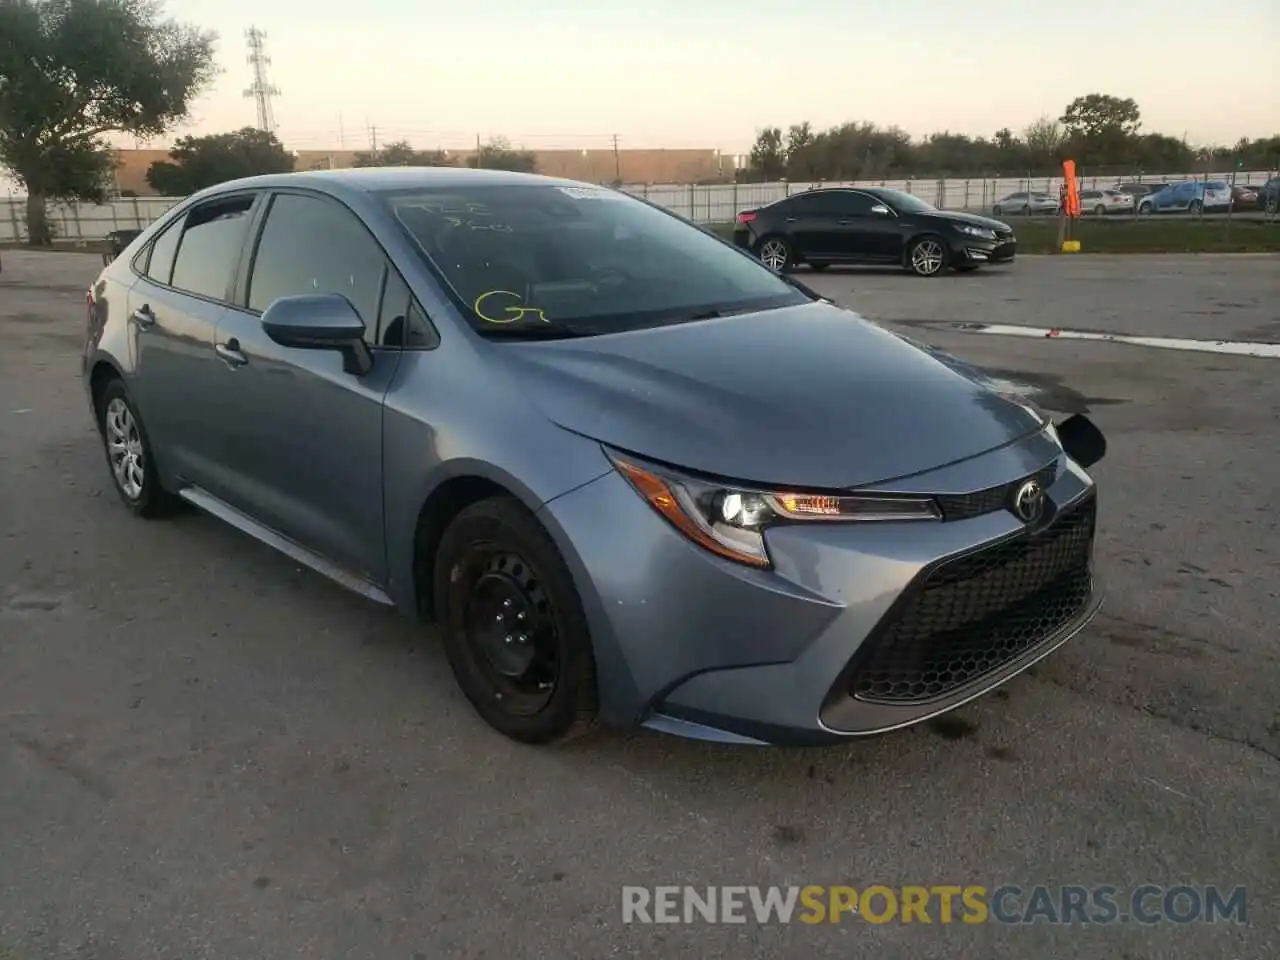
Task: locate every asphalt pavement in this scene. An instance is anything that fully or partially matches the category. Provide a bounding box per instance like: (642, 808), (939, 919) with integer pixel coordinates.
(1, 251), (1276, 960)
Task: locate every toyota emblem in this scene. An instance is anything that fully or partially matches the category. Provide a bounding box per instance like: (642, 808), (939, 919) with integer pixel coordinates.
(1012, 478), (1046, 523)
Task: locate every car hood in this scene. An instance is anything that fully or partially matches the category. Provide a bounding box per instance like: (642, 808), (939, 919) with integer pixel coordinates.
(492, 301), (1044, 489)
(931, 210), (1014, 231)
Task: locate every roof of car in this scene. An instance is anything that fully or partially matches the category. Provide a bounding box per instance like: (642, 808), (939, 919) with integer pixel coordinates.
(205, 166), (592, 196)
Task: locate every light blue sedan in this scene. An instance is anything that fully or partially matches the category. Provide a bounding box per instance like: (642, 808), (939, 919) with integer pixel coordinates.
(1137, 180), (1232, 215)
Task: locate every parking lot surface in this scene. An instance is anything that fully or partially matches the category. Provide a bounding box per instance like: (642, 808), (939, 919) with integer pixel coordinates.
(1, 251), (1276, 959)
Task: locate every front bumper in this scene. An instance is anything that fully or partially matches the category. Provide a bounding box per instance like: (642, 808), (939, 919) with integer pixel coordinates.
(954, 234), (1017, 265)
(538, 429), (1099, 745)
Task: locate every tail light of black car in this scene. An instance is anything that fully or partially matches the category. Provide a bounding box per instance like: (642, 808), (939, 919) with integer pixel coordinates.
(735, 210), (757, 225)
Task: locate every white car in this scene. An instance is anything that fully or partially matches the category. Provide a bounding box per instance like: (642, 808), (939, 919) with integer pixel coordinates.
(991, 192), (1060, 216)
(1079, 189), (1134, 215)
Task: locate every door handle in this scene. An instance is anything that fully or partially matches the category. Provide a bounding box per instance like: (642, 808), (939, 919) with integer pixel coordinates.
(131, 305), (156, 328)
(216, 339), (248, 367)
(784, 217), (798, 223)
(838, 219), (853, 225)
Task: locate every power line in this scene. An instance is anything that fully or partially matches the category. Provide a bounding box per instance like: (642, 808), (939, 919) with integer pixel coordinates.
(243, 27), (281, 133)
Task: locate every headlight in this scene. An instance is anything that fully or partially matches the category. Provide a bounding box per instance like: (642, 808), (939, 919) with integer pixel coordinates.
(957, 225), (996, 240)
(607, 450), (941, 569)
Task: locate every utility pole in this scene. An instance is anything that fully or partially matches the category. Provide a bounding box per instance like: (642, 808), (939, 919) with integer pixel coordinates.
(367, 120), (378, 153)
(338, 113), (345, 148)
(611, 133), (621, 182)
(243, 27), (281, 133)
(475, 133), (483, 168)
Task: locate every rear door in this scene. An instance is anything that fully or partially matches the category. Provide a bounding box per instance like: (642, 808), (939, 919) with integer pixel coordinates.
(774, 192), (843, 260)
(126, 193), (259, 487)
(208, 189), (416, 582)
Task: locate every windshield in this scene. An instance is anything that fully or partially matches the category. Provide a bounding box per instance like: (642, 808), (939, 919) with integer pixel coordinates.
(875, 189), (935, 213)
(377, 184), (809, 337)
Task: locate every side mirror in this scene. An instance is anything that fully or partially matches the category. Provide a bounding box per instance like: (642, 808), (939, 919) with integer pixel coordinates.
(870, 204), (890, 215)
(1056, 414), (1106, 468)
(261, 293), (373, 376)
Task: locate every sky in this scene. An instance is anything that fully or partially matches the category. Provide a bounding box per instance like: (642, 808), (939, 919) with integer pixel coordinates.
(135, 0), (1277, 155)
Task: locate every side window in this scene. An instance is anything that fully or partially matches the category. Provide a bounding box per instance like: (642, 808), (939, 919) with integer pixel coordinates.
(143, 216), (183, 285)
(830, 193), (878, 217)
(377, 264), (439, 349)
(170, 196), (255, 301)
(247, 192), (386, 326)
(781, 193), (834, 217)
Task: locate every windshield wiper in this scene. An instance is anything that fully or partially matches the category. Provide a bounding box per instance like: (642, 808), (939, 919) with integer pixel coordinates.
(475, 321), (597, 340)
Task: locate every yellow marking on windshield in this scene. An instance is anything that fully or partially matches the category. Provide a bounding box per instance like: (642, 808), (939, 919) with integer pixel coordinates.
(473, 290), (549, 325)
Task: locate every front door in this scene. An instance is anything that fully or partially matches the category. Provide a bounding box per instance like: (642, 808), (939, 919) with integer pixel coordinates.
(208, 190), (404, 583)
(827, 191), (902, 262)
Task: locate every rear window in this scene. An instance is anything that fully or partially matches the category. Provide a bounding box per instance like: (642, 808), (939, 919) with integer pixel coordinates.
(1205, 181), (1228, 190)
(379, 184), (807, 337)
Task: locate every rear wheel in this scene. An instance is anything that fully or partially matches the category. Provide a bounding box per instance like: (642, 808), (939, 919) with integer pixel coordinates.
(992, 204), (1003, 216)
(433, 496), (599, 744)
(907, 236), (947, 277)
(756, 236), (792, 272)
(96, 379), (180, 518)
(1138, 202), (1153, 216)
(1188, 199), (1203, 215)
(1094, 204), (1107, 216)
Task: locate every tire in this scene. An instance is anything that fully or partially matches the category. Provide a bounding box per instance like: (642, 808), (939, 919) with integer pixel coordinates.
(96, 378), (180, 518)
(906, 235), (947, 277)
(1188, 199), (1202, 215)
(1094, 204), (1107, 216)
(1266, 197), (1278, 214)
(433, 496), (599, 744)
(755, 235), (792, 272)
(1138, 202), (1153, 216)
(992, 205), (1003, 216)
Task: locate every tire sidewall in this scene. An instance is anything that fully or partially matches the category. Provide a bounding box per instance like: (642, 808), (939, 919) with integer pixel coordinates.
(433, 498), (598, 744)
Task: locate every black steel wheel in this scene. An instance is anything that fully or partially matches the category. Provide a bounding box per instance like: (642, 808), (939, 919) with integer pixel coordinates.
(433, 496), (598, 743)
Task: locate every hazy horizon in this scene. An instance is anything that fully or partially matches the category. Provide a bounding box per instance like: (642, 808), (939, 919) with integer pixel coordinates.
(137, 0), (1277, 154)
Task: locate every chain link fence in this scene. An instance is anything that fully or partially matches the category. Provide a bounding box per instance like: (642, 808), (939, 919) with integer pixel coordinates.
(3, 167), (1278, 243)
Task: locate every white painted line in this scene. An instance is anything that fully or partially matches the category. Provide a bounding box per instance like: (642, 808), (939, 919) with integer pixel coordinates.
(951, 323), (1280, 358)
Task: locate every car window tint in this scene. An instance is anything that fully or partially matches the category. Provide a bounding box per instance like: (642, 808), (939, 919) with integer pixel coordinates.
(830, 192), (878, 216)
(170, 196), (255, 301)
(248, 193), (386, 325)
(781, 192), (835, 216)
(403, 301), (438, 348)
(145, 216), (183, 285)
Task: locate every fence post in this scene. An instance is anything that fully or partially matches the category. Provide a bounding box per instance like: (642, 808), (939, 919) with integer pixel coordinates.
(7, 196), (21, 243)
(131, 196), (141, 229)
(688, 183), (695, 220)
(732, 180), (738, 219)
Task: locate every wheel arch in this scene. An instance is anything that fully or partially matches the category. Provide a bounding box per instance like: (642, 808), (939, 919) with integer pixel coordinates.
(87, 355), (126, 427)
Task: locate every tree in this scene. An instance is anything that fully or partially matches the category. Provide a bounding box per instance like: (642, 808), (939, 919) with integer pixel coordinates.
(0, 0), (217, 244)
(465, 137), (537, 173)
(145, 127), (295, 194)
(1023, 116), (1065, 158)
(785, 122), (818, 179)
(353, 140), (453, 168)
(1060, 94), (1141, 166)
(749, 127), (786, 179)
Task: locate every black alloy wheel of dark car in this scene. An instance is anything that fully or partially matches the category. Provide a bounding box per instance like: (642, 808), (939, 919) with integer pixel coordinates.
(434, 496), (599, 744)
(907, 235), (947, 277)
(95, 378), (179, 518)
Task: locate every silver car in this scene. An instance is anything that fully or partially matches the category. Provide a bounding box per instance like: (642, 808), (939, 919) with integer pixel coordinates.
(991, 192), (1060, 216)
(83, 168), (1106, 746)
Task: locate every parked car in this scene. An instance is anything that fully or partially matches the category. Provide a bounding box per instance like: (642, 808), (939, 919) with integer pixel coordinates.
(1112, 182), (1168, 205)
(1137, 180), (1232, 214)
(82, 167), (1106, 746)
(733, 187), (1016, 277)
(1079, 189), (1135, 215)
(101, 228), (143, 266)
(1229, 184), (1260, 210)
(1260, 177), (1280, 213)
(991, 192), (1060, 216)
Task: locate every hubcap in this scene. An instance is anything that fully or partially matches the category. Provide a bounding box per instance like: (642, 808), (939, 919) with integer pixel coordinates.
(104, 397), (145, 499)
(758, 240), (788, 271)
(464, 552), (558, 712)
(911, 240), (944, 276)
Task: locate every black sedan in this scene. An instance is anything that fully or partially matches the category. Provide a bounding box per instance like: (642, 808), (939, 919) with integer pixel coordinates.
(733, 187), (1016, 277)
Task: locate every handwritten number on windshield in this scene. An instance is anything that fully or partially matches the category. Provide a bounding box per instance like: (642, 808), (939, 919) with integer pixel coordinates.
(474, 290), (549, 325)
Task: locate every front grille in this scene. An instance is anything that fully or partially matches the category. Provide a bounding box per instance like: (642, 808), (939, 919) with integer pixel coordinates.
(935, 463), (1057, 522)
(849, 495), (1096, 704)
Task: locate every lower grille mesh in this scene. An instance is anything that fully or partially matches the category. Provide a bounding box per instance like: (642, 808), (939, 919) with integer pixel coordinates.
(849, 496), (1096, 704)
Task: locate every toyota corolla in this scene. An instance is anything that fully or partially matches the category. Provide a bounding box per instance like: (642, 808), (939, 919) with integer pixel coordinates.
(83, 168), (1106, 746)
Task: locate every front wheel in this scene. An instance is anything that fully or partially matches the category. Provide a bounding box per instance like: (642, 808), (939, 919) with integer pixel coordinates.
(1094, 204), (1107, 216)
(1188, 199), (1203, 215)
(1138, 202), (1153, 216)
(756, 236), (792, 272)
(907, 236), (947, 277)
(433, 496), (599, 744)
(992, 205), (1003, 216)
